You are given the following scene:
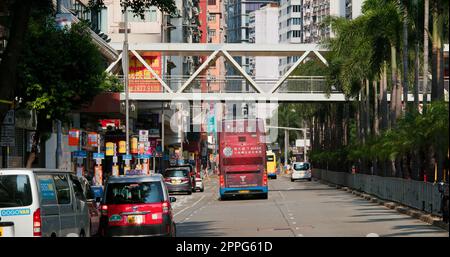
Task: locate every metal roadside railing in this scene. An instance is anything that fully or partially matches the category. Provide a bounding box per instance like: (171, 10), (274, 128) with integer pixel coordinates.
(312, 169), (443, 216)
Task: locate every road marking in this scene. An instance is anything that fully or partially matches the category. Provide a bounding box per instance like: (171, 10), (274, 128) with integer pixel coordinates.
(295, 227), (300, 230)
(174, 195), (206, 217)
(366, 233), (379, 237)
(297, 234), (304, 237)
(292, 222), (297, 225)
(290, 217), (294, 220)
(288, 213), (293, 216)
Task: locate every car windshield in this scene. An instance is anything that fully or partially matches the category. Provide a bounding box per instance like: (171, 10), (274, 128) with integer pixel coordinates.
(105, 182), (164, 204)
(164, 169), (189, 178)
(293, 163), (310, 171)
(0, 175), (33, 208)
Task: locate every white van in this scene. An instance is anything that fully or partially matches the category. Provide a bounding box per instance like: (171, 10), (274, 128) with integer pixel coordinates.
(0, 169), (90, 237)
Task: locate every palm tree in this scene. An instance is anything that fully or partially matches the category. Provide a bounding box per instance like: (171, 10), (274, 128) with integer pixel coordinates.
(423, 0), (430, 103)
(363, 0), (403, 127)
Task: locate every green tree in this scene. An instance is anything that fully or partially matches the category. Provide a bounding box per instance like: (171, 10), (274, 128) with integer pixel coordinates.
(17, 18), (111, 167)
(0, 0), (177, 122)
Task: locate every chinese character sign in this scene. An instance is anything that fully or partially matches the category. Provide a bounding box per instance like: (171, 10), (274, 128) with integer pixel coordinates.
(129, 54), (161, 93)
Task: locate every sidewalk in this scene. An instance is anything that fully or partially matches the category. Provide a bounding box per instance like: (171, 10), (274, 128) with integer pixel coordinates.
(314, 178), (449, 231)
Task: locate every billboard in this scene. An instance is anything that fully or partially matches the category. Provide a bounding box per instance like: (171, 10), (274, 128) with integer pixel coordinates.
(129, 54), (161, 93)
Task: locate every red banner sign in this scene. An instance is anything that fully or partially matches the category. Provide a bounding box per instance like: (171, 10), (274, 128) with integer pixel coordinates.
(68, 129), (80, 146)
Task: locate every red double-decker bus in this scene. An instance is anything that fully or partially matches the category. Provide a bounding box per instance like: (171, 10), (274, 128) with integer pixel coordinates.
(218, 118), (268, 200)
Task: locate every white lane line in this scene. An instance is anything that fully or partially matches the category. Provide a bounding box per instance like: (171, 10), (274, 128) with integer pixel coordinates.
(288, 213), (293, 216)
(173, 195), (206, 217)
(295, 227), (300, 230)
(290, 217), (294, 220)
(292, 222), (297, 225)
(297, 234), (304, 237)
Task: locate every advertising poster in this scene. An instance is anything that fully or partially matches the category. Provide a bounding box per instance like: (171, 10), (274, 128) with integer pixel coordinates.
(129, 54), (161, 93)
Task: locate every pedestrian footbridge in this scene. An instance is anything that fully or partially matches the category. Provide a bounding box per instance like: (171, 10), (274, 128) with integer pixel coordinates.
(106, 43), (446, 103)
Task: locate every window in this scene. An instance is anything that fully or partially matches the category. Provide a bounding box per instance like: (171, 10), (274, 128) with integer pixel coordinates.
(293, 30), (301, 38)
(287, 31), (291, 39)
(0, 175), (32, 208)
(37, 175), (57, 205)
(287, 19), (291, 26)
(287, 6), (291, 14)
(294, 163), (310, 171)
(53, 175), (71, 205)
(208, 14), (216, 22)
(164, 169), (189, 178)
(267, 155), (275, 162)
(293, 5), (301, 12)
(209, 29), (216, 37)
(208, 0), (216, 5)
(105, 182), (164, 204)
(127, 8), (157, 22)
(71, 176), (86, 202)
(293, 18), (301, 25)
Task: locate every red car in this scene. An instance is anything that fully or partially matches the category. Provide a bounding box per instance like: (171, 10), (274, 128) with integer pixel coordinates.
(99, 174), (176, 237)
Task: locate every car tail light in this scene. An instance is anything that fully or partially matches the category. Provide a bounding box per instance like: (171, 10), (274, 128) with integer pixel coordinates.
(220, 175), (224, 187)
(164, 178), (171, 182)
(181, 177), (189, 182)
(263, 173), (268, 186)
(101, 205), (108, 216)
(162, 202), (170, 214)
(33, 208), (42, 237)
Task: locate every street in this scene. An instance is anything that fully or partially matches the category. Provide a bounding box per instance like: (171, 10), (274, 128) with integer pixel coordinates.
(172, 175), (449, 237)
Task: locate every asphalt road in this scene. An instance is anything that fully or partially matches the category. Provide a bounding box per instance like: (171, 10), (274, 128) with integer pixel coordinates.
(171, 174), (449, 237)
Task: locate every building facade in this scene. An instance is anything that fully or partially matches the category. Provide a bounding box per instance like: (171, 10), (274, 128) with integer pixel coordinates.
(278, 0), (357, 74)
(249, 3), (279, 93)
(207, 0), (226, 92)
(225, 0), (278, 86)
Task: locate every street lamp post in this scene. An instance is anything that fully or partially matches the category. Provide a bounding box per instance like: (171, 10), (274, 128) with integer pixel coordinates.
(122, 6), (130, 157)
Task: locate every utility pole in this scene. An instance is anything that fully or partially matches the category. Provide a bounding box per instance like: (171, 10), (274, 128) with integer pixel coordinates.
(122, 6), (130, 156)
(56, 120), (62, 169)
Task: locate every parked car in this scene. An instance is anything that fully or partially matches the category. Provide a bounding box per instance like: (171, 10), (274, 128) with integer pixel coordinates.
(77, 176), (101, 237)
(0, 168), (90, 237)
(163, 167), (194, 195)
(195, 173), (204, 192)
(291, 162), (312, 182)
(99, 174), (176, 237)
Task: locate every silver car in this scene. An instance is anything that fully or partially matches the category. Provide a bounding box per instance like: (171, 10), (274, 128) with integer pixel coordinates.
(291, 162), (312, 182)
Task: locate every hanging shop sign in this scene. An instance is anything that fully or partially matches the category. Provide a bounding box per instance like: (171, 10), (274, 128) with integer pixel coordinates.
(105, 142), (115, 156)
(88, 132), (98, 147)
(73, 150), (87, 158)
(118, 140), (126, 154)
(123, 154), (133, 160)
(139, 130), (149, 142)
(131, 137), (138, 154)
(93, 152), (105, 159)
(68, 129), (80, 146)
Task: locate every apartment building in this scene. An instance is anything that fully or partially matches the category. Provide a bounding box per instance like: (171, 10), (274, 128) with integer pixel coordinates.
(207, 0), (226, 92)
(225, 0), (278, 88)
(248, 3), (279, 93)
(278, 0), (353, 74)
